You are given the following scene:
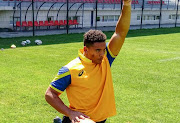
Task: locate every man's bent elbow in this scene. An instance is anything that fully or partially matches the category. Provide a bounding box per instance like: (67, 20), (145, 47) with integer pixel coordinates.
(45, 87), (53, 103)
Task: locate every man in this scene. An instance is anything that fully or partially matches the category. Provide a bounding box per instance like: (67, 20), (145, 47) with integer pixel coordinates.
(45, 0), (131, 122)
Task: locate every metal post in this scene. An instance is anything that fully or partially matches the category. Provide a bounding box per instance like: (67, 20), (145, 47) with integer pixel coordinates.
(67, 0), (69, 34)
(140, 0), (144, 29)
(13, 0), (16, 30)
(159, 0), (162, 28)
(20, 3), (22, 31)
(175, 0), (180, 27)
(121, 0), (123, 10)
(167, 0), (169, 10)
(95, 0), (97, 30)
(103, 0), (104, 9)
(14, 0), (17, 10)
(82, 3), (84, 28)
(32, 0), (35, 36)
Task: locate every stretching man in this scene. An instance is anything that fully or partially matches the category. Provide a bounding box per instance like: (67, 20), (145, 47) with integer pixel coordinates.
(45, 0), (131, 122)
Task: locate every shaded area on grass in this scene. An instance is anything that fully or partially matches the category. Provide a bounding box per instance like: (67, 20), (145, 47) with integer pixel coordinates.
(0, 27), (180, 49)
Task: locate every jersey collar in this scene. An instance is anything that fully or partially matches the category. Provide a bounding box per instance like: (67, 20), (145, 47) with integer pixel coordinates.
(78, 49), (93, 63)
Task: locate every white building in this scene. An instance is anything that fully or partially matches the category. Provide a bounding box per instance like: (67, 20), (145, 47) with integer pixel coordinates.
(0, 0), (179, 30)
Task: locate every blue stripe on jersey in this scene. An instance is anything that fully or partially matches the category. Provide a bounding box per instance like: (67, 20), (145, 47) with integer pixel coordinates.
(50, 66), (71, 92)
(106, 43), (115, 66)
(58, 66), (69, 75)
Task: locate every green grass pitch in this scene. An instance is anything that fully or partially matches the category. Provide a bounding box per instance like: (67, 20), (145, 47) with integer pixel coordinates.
(0, 27), (180, 123)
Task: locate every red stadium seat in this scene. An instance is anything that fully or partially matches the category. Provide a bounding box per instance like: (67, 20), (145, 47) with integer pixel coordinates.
(115, 0), (121, 4)
(64, 20), (67, 25)
(22, 21), (28, 27)
(49, 20), (54, 26)
(135, 0), (139, 4)
(44, 20), (51, 29)
(98, 0), (103, 3)
(39, 21), (45, 26)
(54, 20), (60, 28)
(44, 20), (50, 26)
(83, 0), (94, 3)
(54, 20), (59, 26)
(73, 20), (79, 25)
(59, 20), (65, 25)
(104, 0), (110, 3)
(34, 21), (39, 29)
(73, 20), (79, 28)
(16, 21), (21, 27)
(16, 21), (21, 30)
(34, 21), (39, 27)
(68, 20), (73, 25)
(28, 21), (33, 27)
(39, 21), (46, 29)
(132, 0), (139, 4)
(147, 0), (164, 5)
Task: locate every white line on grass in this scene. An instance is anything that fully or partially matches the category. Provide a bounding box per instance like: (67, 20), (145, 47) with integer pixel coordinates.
(157, 57), (180, 62)
(137, 49), (180, 55)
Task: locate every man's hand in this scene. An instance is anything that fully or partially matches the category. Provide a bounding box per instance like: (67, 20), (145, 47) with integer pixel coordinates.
(69, 110), (90, 123)
(123, 0), (132, 6)
(75, 118), (96, 123)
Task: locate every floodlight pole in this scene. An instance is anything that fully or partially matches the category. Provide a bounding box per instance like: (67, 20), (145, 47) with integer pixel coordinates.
(66, 0), (69, 34)
(32, 0), (35, 36)
(175, 0), (179, 27)
(159, 0), (162, 28)
(20, 3), (22, 31)
(140, 0), (144, 29)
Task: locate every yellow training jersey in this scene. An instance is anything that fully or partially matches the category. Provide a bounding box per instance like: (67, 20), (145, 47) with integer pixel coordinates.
(50, 44), (117, 122)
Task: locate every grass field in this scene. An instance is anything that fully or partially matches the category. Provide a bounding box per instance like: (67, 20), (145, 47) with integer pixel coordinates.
(0, 27), (180, 123)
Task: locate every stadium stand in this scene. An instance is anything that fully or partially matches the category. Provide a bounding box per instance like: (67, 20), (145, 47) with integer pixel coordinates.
(147, 0), (165, 5)
(1, 0), (140, 4)
(14, 20), (80, 29)
(0, 0), (179, 31)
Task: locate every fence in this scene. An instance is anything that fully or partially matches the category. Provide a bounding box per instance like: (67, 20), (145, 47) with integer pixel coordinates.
(0, 0), (179, 36)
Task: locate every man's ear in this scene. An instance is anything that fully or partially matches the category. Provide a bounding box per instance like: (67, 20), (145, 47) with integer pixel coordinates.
(84, 46), (88, 53)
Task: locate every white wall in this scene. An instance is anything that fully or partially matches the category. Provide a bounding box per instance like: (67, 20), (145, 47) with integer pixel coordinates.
(0, 7), (179, 29)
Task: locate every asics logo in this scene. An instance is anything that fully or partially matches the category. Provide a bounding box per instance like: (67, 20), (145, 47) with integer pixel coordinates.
(78, 70), (84, 76)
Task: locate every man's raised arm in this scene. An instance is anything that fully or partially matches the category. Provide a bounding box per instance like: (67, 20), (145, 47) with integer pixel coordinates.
(108, 0), (131, 56)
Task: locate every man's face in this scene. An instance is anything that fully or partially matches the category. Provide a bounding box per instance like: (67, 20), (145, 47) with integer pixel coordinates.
(84, 42), (106, 64)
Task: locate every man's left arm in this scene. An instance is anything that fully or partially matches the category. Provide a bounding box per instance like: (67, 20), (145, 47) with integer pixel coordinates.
(108, 0), (131, 56)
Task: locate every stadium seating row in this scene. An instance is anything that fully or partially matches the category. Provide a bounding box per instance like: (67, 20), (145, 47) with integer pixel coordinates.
(16, 20), (79, 29)
(3, 0), (140, 4)
(147, 1), (165, 5)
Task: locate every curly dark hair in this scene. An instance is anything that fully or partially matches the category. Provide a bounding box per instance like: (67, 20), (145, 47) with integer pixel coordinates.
(83, 30), (107, 47)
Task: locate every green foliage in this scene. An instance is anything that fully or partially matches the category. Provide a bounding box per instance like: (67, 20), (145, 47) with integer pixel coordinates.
(0, 27), (180, 123)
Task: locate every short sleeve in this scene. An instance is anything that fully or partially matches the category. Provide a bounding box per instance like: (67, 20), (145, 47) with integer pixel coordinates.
(106, 43), (116, 66)
(50, 66), (71, 93)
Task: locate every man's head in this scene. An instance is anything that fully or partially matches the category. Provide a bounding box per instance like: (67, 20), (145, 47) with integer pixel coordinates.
(83, 30), (107, 64)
